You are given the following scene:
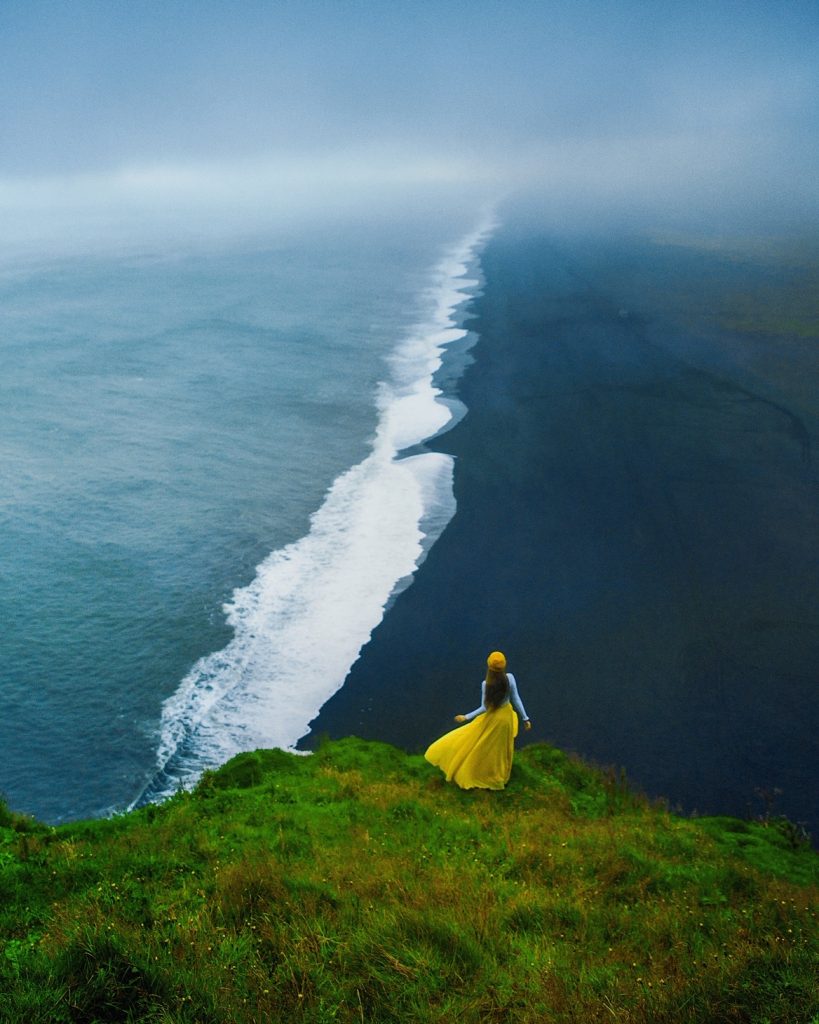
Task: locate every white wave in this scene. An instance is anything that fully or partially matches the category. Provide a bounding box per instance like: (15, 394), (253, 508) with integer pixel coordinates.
(133, 213), (496, 805)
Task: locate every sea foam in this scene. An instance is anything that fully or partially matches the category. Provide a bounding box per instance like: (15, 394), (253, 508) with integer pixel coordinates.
(134, 216), (495, 805)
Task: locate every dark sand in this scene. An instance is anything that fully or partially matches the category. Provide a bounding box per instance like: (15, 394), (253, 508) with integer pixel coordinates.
(303, 228), (819, 832)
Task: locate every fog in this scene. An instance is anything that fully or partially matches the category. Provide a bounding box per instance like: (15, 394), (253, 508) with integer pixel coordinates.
(1, 0), (817, 246)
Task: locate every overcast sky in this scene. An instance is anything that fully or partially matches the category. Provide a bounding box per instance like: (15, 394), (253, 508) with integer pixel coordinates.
(1, 0), (817, 235)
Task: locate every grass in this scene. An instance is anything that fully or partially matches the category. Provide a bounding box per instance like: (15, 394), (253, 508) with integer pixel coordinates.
(1, 738), (817, 1023)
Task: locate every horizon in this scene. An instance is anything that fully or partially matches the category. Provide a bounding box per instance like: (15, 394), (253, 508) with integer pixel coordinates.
(1, 1), (817, 247)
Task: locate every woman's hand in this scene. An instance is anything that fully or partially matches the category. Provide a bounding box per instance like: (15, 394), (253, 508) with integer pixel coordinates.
(454, 714), (467, 723)
(524, 719), (532, 731)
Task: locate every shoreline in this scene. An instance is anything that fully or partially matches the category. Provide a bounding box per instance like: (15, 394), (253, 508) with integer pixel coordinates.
(131, 222), (492, 808)
(302, 226), (819, 835)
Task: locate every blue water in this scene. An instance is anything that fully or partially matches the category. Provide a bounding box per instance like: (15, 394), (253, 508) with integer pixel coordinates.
(0, 210), (490, 822)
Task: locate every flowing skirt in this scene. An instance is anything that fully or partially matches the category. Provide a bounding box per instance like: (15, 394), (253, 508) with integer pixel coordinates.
(424, 703), (519, 790)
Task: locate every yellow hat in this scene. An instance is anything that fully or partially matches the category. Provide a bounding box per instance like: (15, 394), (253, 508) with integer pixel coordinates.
(487, 650), (507, 671)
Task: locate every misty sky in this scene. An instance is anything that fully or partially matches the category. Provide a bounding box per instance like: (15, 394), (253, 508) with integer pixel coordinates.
(1, 0), (817, 235)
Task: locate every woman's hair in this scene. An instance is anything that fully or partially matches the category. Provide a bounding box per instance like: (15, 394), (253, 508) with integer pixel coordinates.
(484, 667), (509, 710)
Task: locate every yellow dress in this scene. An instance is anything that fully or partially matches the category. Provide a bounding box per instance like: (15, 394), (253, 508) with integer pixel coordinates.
(425, 703), (519, 790)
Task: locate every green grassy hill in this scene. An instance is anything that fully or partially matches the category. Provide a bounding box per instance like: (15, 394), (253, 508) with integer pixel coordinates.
(1, 739), (817, 1023)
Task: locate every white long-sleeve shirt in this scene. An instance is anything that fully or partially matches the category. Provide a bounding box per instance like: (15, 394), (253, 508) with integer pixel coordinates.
(463, 672), (529, 722)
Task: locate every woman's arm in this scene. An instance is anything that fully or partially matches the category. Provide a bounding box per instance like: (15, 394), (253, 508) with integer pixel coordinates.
(508, 674), (532, 729)
(455, 681), (487, 722)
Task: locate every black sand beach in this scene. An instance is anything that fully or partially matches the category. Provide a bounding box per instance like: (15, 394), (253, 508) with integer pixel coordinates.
(303, 227), (819, 834)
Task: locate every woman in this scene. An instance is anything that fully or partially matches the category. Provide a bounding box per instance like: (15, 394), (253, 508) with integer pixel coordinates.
(425, 651), (532, 790)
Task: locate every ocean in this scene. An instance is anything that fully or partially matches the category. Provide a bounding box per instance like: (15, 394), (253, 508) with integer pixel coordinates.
(0, 207), (491, 822)
(4, 210), (817, 836)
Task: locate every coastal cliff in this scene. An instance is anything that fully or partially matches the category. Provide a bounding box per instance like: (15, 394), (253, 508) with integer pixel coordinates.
(1, 738), (816, 1023)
